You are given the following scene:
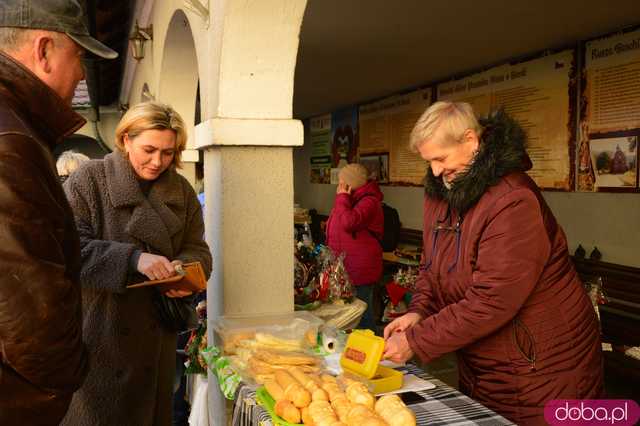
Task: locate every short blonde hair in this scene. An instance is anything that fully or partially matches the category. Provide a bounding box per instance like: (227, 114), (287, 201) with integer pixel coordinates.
(56, 150), (90, 176)
(338, 163), (369, 189)
(409, 101), (482, 152)
(115, 101), (187, 168)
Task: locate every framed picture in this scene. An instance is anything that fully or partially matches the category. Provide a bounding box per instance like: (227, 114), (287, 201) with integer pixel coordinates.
(589, 134), (638, 190)
(360, 154), (390, 184)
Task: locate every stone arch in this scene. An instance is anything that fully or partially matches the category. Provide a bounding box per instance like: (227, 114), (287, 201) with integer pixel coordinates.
(158, 8), (200, 183)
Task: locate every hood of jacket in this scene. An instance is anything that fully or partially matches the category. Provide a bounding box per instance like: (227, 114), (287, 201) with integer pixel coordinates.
(351, 179), (384, 204)
(0, 51), (85, 147)
(423, 110), (530, 214)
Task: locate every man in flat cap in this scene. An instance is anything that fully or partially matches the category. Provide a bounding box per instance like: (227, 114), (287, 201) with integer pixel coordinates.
(0, 1), (117, 424)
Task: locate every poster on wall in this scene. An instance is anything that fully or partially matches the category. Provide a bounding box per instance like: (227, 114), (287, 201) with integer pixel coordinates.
(330, 107), (359, 184)
(359, 98), (394, 154)
(577, 28), (640, 191)
(309, 114), (332, 184)
(359, 88), (433, 185)
(437, 50), (576, 190)
(360, 154), (389, 183)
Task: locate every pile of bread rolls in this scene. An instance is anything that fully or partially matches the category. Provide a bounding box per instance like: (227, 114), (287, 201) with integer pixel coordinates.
(264, 368), (415, 426)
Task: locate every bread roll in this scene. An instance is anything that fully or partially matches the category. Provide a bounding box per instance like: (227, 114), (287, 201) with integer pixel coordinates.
(344, 404), (388, 426)
(321, 382), (342, 400)
(285, 383), (312, 408)
(301, 406), (315, 425)
(275, 370), (300, 390)
(321, 374), (338, 384)
(265, 379), (285, 401)
(309, 400), (338, 423)
(374, 395), (416, 426)
(291, 367), (315, 389)
(312, 388), (329, 402)
(345, 383), (375, 409)
(331, 397), (352, 422)
(275, 399), (301, 424)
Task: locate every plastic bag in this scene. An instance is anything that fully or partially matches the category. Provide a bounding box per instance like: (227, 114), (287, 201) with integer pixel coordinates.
(188, 375), (209, 426)
(201, 346), (242, 399)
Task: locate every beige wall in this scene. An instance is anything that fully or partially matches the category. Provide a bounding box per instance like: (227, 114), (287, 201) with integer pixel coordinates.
(293, 130), (640, 268)
(75, 109), (122, 150)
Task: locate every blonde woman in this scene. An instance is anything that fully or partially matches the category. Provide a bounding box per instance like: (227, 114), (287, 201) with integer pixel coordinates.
(62, 101), (212, 426)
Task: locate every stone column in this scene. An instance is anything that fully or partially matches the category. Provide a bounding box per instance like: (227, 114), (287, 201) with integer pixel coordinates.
(196, 118), (303, 320)
(190, 1), (308, 423)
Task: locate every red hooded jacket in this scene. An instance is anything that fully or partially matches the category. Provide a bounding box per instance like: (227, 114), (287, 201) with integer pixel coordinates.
(326, 180), (384, 285)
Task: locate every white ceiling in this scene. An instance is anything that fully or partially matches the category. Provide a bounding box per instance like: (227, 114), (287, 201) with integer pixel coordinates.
(293, 0), (640, 118)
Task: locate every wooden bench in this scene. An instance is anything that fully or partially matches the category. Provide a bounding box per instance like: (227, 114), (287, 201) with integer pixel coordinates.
(571, 257), (640, 396)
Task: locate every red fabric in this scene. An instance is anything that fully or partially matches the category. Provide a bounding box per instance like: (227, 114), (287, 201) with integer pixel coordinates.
(405, 171), (604, 425)
(326, 180), (384, 285)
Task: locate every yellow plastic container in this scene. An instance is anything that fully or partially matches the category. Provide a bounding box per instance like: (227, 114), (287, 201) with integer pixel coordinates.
(340, 329), (403, 394)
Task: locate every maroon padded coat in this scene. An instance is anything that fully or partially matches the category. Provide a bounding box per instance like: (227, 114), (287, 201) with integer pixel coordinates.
(326, 180), (384, 285)
(405, 112), (603, 425)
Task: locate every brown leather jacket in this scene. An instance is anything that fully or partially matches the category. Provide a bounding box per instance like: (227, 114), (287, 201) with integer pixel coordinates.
(0, 52), (89, 424)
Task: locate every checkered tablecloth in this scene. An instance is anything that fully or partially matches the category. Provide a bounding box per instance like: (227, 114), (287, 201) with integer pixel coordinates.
(231, 363), (515, 426)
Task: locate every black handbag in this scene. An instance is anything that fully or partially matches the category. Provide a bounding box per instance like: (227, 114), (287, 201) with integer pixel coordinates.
(151, 290), (198, 332)
(130, 246), (202, 332)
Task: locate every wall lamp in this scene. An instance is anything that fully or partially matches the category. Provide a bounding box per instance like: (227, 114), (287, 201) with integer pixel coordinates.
(129, 21), (153, 61)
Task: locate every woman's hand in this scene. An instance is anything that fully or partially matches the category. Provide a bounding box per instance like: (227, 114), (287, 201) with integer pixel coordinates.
(383, 331), (414, 363)
(164, 259), (192, 298)
(137, 253), (175, 280)
(383, 312), (422, 339)
(336, 181), (351, 195)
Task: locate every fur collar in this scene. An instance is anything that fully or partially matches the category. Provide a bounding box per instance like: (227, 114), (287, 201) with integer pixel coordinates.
(423, 110), (529, 214)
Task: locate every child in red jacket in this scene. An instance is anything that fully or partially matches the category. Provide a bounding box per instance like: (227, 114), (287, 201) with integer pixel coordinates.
(326, 164), (384, 330)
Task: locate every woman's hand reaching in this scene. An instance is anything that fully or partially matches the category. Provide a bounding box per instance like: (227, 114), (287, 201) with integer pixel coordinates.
(383, 312), (422, 339)
(137, 253), (175, 280)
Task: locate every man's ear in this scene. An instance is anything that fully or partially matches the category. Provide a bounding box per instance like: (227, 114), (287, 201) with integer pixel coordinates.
(33, 34), (54, 74)
(464, 129), (480, 151)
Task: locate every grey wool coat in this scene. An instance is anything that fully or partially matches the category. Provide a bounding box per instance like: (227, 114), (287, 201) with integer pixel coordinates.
(61, 152), (212, 426)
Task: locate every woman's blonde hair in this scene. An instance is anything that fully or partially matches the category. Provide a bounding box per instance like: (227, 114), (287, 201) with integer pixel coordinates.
(114, 101), (187, 168)
(409, 101), (482, 152)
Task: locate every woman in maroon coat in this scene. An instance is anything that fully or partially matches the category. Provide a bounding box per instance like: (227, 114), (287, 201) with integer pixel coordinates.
(383, 102), (603, 425)
(326, 163), (384, 329)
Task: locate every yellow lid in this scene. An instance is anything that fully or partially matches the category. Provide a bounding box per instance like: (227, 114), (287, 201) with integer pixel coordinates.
(340, 329), (384, 379)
